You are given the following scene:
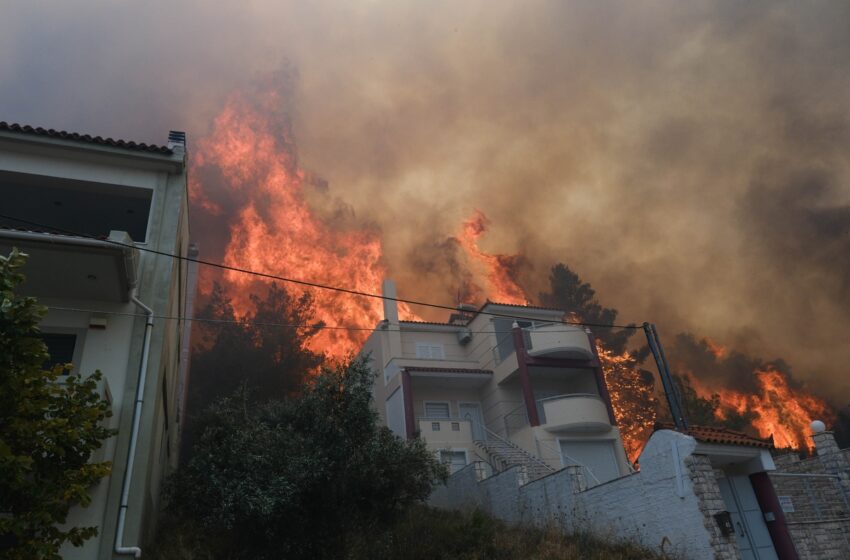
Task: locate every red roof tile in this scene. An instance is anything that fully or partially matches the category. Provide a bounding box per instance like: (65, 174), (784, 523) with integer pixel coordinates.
(483, 300), (565, 314)
(656, 423), (774, 449)
(404, 366), (493, 375)
(0, 121), (173, 154)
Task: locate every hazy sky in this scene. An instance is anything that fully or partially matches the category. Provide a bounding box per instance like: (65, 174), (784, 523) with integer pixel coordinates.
(2, 1), (849, 398)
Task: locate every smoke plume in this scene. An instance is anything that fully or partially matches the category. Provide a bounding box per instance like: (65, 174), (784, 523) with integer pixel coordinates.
(2, 1), (849, 401)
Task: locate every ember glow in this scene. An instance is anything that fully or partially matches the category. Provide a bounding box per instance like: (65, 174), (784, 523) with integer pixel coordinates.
(689, 368), (832, 451)
(597, 346), (658, 462)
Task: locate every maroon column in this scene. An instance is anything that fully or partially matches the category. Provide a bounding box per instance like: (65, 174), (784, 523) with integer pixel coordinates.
(749, 472), (799, 560)
(401, 369), (416, 440)
(587, 331), (618, 426)
(512, 325), (540, 426)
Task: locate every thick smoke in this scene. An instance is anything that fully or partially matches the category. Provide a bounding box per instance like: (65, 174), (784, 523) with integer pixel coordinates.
(2, 1), (849, 400)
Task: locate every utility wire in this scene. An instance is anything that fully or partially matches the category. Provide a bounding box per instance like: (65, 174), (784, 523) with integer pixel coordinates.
(45, 305), (612, 335)
(1, 213), (641, 330)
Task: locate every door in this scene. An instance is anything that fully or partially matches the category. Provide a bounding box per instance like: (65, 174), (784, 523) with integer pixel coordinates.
(717, 475), (778, 560)
(459, 403), (484, 441)
(559, 440), (620, 485)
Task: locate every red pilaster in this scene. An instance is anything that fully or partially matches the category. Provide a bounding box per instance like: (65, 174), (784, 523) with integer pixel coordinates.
(749, 472), (799, 560)
(512, 325), (540, 426)
(401, 369), (416, 440)
(587, 331), (618, 426)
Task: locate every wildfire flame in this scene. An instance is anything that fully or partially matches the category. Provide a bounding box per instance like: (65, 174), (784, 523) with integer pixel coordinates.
(597, 347), (658, 462)
(688, 367), (831, 451)
(190, 90), (410, 356)
(189, 87), (830, 460)
(456, 210), (529, 305)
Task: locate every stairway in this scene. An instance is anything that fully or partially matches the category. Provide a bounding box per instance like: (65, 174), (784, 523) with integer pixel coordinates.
(474, 428), (555, 483)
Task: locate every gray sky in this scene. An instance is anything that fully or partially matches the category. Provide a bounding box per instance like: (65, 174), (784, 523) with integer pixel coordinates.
(3, 1), (849, 399)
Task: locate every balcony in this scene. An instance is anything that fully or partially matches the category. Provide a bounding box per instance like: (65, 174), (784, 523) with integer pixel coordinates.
(540, 394), (611, 433)
(0, 230), (139, 302)
(419, 418), (474, 445)
(525, 324), (594, 359)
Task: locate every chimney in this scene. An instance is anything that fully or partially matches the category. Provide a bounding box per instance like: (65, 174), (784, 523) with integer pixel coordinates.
(382, 279), (399, 324)
(381, 279), (402, 366)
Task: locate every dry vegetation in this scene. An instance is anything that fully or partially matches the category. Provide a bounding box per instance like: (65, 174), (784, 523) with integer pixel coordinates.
(149, 505), (664, 560)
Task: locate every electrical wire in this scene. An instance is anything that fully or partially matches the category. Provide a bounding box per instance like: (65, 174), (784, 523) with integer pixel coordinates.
(1, 213), (641, 330)
(45, 305), (613, 336)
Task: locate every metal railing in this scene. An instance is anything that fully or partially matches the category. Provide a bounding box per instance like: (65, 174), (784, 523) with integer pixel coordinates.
(480, 425), (555, 476)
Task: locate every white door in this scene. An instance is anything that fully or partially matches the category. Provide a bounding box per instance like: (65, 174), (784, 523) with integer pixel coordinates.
(459, 403), (484, 441)
(718, 475), (778, 560)
(559, 440), (620, 484)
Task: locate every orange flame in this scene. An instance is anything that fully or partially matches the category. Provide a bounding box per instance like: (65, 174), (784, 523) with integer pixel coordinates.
(689, 367), (831, 451)
(191, 91), (409, 356)
(597, 346), (658, 462)
(456, 210), (528, 305)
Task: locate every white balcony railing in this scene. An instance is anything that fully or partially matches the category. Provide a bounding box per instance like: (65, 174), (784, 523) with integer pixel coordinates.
(540, 393), (611, 433)
(525, 323), (594, 359)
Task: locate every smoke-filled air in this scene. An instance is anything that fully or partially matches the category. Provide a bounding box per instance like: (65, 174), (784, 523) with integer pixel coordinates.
(3, 0), (849, 456)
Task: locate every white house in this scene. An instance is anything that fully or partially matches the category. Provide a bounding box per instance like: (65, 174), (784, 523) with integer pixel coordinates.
(0, 122), (196, 559)
(360, 280), (632, 486)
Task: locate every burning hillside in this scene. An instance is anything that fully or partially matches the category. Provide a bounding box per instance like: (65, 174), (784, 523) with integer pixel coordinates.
(672, 336), (833, 452)
(189, 84), (835, 459)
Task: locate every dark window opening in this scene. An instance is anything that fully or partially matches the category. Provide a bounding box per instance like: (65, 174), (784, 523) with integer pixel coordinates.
(40, 333), (77, 372)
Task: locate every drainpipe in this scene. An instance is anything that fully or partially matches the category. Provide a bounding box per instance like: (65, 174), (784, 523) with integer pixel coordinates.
(114, 290), (154, 558)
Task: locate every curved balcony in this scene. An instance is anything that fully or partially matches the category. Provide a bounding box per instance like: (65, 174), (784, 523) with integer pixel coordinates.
(525, 324), (594, 359)
(540, 394), (611, 433)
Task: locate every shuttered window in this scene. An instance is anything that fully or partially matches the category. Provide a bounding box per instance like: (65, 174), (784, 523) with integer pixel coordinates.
(416, 343), (445, 359)
(424, 402), (450, 418)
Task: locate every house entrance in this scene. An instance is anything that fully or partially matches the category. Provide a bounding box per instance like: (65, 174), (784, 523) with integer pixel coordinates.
(717, 474), (778, 560)
(459, 403), (484, 441)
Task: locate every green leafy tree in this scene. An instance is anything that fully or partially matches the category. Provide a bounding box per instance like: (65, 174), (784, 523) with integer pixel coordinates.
(0, 249), (114, 559)
(182, 282), (324, 457)
(168, 357), (446, 560)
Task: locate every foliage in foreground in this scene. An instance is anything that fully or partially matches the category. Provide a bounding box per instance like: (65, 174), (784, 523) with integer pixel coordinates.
(0, 249), (114, 559)
(183, 282), (324, 457)
(149, 505), (664, 560)
(166, 357), (446, 559)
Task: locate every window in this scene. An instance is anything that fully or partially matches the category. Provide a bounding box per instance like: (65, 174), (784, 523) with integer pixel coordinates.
(40, 333), (78, 373)
(439, 450), (468, 474)
(424, 402), (450, 419)
(451, 422), (460, 431)
(431, 422), (441, 431)
(415, 342), (444, 360)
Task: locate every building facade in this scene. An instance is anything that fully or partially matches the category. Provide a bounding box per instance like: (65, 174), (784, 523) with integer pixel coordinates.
(0, 122), (195, 559)
(360, 280), (632, 486)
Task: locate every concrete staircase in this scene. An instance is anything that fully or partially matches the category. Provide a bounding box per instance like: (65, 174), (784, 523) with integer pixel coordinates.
(475, 428), (555, 483)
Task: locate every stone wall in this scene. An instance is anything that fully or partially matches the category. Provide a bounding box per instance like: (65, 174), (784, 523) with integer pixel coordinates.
(769, 430), (850, 559)
(431, 430), (736, 559)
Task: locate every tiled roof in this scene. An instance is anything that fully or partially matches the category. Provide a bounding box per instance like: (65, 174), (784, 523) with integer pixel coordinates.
(656, 423), (774, 449)
(404, 366), (493, 375)
(0, 121), (173, 154)
(399, 320), (458, 326)
(482, 300), (566, 314)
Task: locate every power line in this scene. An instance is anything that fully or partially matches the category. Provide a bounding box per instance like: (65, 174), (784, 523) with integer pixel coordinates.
(45, 305), (617, 336)
(1, 213), (641, 330)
